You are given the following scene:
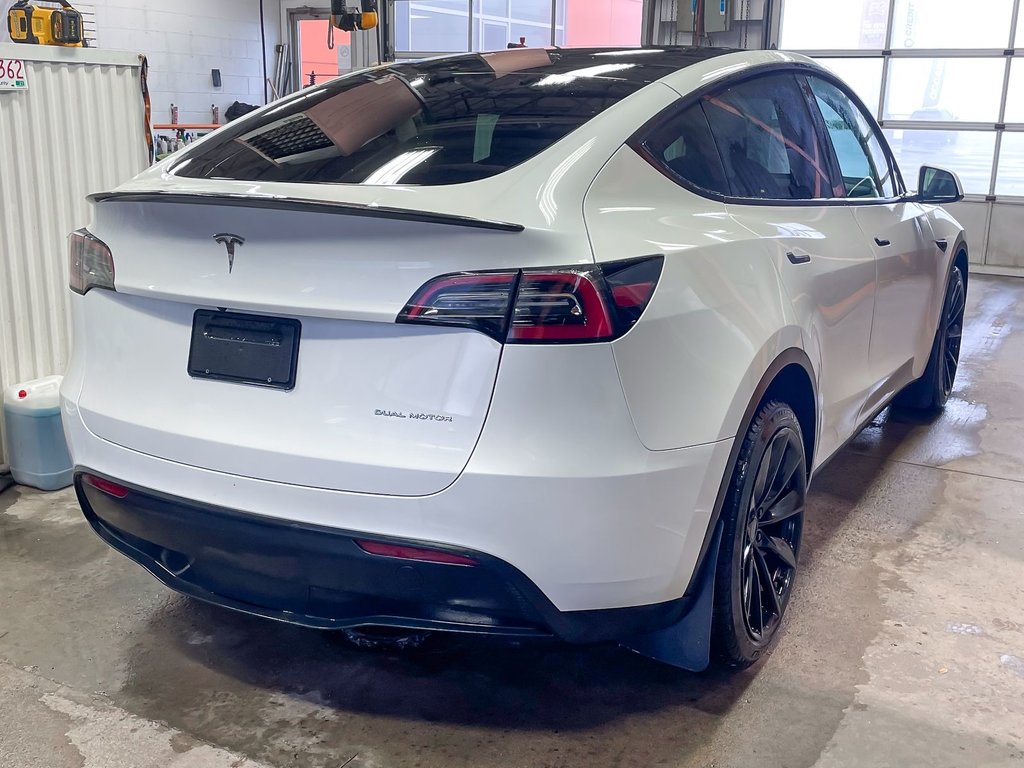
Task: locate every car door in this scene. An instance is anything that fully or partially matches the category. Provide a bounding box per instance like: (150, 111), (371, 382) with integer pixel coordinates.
(699, 72), (878, 464)
(805, 75), (940, 415)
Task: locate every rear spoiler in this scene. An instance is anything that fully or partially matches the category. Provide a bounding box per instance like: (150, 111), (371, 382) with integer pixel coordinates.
(88, 191), (525, 233)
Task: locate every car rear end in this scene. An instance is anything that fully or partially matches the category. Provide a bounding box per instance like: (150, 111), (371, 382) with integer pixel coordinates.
(62, 48), (734, 642)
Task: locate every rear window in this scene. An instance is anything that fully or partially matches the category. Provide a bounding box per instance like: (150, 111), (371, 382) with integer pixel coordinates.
(172, 50), (656, 187)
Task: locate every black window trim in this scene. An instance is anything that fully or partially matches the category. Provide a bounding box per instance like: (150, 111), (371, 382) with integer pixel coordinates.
(799, 71), (906, 204)
(793, 72), (847, 197)
(627, 62), (909, 208)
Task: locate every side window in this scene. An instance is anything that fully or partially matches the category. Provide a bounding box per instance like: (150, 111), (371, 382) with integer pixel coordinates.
(808, 76), (897, 199)
(641, 103), (730, 196)
(701, 73), (835, 200)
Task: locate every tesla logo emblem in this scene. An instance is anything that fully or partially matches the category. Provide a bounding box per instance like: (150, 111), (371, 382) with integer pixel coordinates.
(213, 233), (245, 273)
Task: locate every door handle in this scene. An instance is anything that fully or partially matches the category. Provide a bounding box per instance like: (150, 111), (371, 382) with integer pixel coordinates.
(874, 237), (891, 247)
(787, 251), (811, 265)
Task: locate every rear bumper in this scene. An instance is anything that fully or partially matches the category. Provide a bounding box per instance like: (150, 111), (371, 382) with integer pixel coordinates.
(62, 411), (732, 616)
(62, 338), (734, 614)
(76, 472), (696, 642)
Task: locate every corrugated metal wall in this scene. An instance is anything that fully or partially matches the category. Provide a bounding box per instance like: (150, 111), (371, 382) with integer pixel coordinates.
(0, 45), (148, 465)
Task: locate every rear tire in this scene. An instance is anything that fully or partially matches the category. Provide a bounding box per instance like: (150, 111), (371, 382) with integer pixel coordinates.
(712, 400), (806, 668)
(893, 264), (966, 413)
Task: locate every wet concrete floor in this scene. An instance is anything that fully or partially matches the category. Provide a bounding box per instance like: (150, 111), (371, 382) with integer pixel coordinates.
(1, 275), (1022, 767)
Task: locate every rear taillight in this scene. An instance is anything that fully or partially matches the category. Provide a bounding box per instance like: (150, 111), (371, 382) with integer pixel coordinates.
(398, 255), (663, 343)
(400, 272), (519, 340)
(508, 270), (614, 342)
(69, 228), (115, 295)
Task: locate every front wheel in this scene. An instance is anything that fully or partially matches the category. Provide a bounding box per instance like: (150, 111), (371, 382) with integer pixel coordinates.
(712, 400), (807, 668)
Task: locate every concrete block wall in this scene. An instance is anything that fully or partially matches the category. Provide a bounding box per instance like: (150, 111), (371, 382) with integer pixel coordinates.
(1, 0), (270, 124)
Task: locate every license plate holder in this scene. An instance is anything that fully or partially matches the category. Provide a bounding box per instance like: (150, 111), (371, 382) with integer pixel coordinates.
(188, 310), (301, 390)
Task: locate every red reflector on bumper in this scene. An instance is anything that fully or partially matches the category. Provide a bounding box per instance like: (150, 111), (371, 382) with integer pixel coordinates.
(82, 474), (129, 499)
(355, 539), (476, 566)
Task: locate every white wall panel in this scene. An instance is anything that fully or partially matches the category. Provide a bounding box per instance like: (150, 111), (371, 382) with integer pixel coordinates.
(986, 202), (1024, 270)
(93, 0), (268, 123)
(946, 201), (991, 263)
(0, 44), (148, 465)
(0, 0), (270, 124)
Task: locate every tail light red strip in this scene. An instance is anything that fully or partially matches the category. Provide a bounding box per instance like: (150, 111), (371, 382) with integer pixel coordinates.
(397, 255), (663, 344)
(355, 539), (477, 566)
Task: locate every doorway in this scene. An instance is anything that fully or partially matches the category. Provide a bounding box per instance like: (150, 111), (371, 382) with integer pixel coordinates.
(288, 8), (354, 92)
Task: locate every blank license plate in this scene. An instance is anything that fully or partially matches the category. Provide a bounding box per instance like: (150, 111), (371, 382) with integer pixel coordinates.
(188, 310), (301, 390)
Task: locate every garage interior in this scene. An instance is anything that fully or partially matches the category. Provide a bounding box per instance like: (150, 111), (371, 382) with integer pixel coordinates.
(1, 1), (1023, 766)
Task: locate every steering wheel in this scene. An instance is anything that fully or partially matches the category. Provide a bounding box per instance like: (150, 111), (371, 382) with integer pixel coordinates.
(848, 175), (875, 198)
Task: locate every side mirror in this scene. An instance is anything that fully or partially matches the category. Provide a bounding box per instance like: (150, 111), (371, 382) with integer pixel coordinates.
(912, 165), (964, 204)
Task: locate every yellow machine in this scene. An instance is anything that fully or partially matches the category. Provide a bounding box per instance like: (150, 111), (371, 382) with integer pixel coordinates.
(330, 0), (378, 32)
(7, 1), (84, 47)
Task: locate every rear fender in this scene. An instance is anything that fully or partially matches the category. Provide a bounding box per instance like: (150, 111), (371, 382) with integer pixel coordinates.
(620, 347), (817, 671)
(684, 345), (817, 591)
(587, 144), (817, 451)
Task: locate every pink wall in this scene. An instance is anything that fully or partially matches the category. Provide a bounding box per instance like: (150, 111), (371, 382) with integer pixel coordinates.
(565, 0), (643, 47)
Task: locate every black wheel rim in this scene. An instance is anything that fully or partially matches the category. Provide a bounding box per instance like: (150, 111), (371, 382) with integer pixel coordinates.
(942, 273), (966, 399)
(741, 427), (805, 643)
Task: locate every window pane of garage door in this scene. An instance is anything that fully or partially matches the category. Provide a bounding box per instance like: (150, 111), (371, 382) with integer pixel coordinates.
(815, 59), (884, 116)
(995, 134), (1024, 197)
(780, 0), (889, 49)
(511, 0), (551, 23)
(891, 0), (1014, 49)
(483, 0), (509, 14)
(415, 0), (470, 10)
(884, 58), (1005, 123)
(482, 21), (509, 50)
(1003, 60), (1024, 124)
(410, 8), (470, 51)
(510, 22), (548, 46)
(885, 129), (995, 194)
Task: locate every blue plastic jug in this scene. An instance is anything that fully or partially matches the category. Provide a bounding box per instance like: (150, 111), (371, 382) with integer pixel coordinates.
(3, 375), (73, 491)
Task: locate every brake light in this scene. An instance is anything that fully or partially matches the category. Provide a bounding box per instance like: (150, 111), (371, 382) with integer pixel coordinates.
(398, 255), (663, 343)
(82, 474), (129, 499)
(69, 228), (115, 295)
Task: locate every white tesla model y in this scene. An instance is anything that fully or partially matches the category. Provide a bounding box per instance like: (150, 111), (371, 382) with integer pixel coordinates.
(63, 47), (968, 670)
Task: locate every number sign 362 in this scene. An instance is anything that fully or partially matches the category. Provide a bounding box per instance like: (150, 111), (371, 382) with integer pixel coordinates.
(0, 59), (28, 91)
